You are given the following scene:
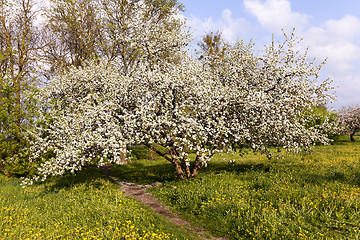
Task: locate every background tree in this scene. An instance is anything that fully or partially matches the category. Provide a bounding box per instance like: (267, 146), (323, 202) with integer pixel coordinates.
(43, 0), (185, 74)
(338, 104), (360, 141)
(43, 0), (102, 71)
(99, 0), (185, 73)
(0, 0), (42, 175)
(197, 30), (226, 65)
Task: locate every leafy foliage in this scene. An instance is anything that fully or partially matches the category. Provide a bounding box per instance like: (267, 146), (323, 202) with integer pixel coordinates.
(197, 30), (226, 63)
(0, 84), (41, 176)
(0, 0), (43, 175)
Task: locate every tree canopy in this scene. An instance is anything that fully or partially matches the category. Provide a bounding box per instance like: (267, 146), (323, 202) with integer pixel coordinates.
(0, 0), (339, 183)
(24, 30), (335, 183)
(0, 0), (43, 175)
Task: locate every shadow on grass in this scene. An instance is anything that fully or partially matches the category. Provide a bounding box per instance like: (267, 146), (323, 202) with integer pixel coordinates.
(30, 160), (271, 193)
(44, 167), (110, 193)
(38, 158), (360, 193)
(331, 135), (360, 145)
(202, 162), (271, 174)
(299, 172), (345, 184)
(109, 160), (271, 185)
(110, 161), (179, 184)
(297, 169), (360, 187)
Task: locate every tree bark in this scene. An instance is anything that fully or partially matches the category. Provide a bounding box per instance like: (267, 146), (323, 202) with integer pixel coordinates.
(144, 143), (187, 180)
(190, 153), (204, 179)
(350, 127), (358, 142)
(172, 160), (185, 180)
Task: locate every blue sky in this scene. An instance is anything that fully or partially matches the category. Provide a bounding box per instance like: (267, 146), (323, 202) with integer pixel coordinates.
(180, 0), (360, 109)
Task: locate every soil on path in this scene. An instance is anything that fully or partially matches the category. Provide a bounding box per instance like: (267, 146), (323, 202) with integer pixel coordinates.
(102, 165), (227, 240)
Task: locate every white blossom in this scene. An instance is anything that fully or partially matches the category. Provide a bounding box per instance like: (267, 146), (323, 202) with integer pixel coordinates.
(338, 104), (360, 141)
(24, 28), (335, 183)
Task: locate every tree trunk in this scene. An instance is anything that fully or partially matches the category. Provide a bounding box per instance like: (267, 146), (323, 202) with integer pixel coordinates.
(144, 142), (184, 179)
(350, 127), (358, 142)
(120, 151), (127, 164)
(173, 161), (185, 180)
(190, 153), (204, 179)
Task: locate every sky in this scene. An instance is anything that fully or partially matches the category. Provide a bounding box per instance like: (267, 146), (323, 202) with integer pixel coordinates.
(180, 0), (360, 109)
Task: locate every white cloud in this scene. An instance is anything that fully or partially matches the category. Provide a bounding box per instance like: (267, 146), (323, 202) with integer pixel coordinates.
(332, 74), (360, 108)
(244, 0), (310, 33)
(302, 15), (360, 73)
(185, 9), (252, 43)
(295, 14), (360, 108)
(221, 9), (252, 42)
(325, 15), (360, 39)
(182, 0), (360, 108)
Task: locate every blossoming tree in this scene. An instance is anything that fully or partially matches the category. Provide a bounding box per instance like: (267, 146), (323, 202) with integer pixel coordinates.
(338, 104), (360, 141)
(25, 23), (335, 183)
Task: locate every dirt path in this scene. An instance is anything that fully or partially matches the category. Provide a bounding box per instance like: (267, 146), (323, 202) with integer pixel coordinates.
(102, 166), (227, 240)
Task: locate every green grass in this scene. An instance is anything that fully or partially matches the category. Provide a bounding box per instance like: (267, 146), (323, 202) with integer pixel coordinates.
(110, 158), (178, 185)
(0, 167), (198, 239)
(2, 137), (360, 239)
(145, 138), (360, 239)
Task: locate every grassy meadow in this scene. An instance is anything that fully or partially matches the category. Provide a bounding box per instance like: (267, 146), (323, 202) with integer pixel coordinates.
(147, 137), (360, 239)
(0, 168), (197, 239)
(1, 136), (360, 239)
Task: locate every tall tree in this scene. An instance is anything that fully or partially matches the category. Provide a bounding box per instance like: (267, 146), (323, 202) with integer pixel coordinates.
(197, 30), (226, 63)
(0, 0), (42, 174)
(100, 0), (185, 71)
(43, 0), (101, 70)
(43, 0), (185, 74)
